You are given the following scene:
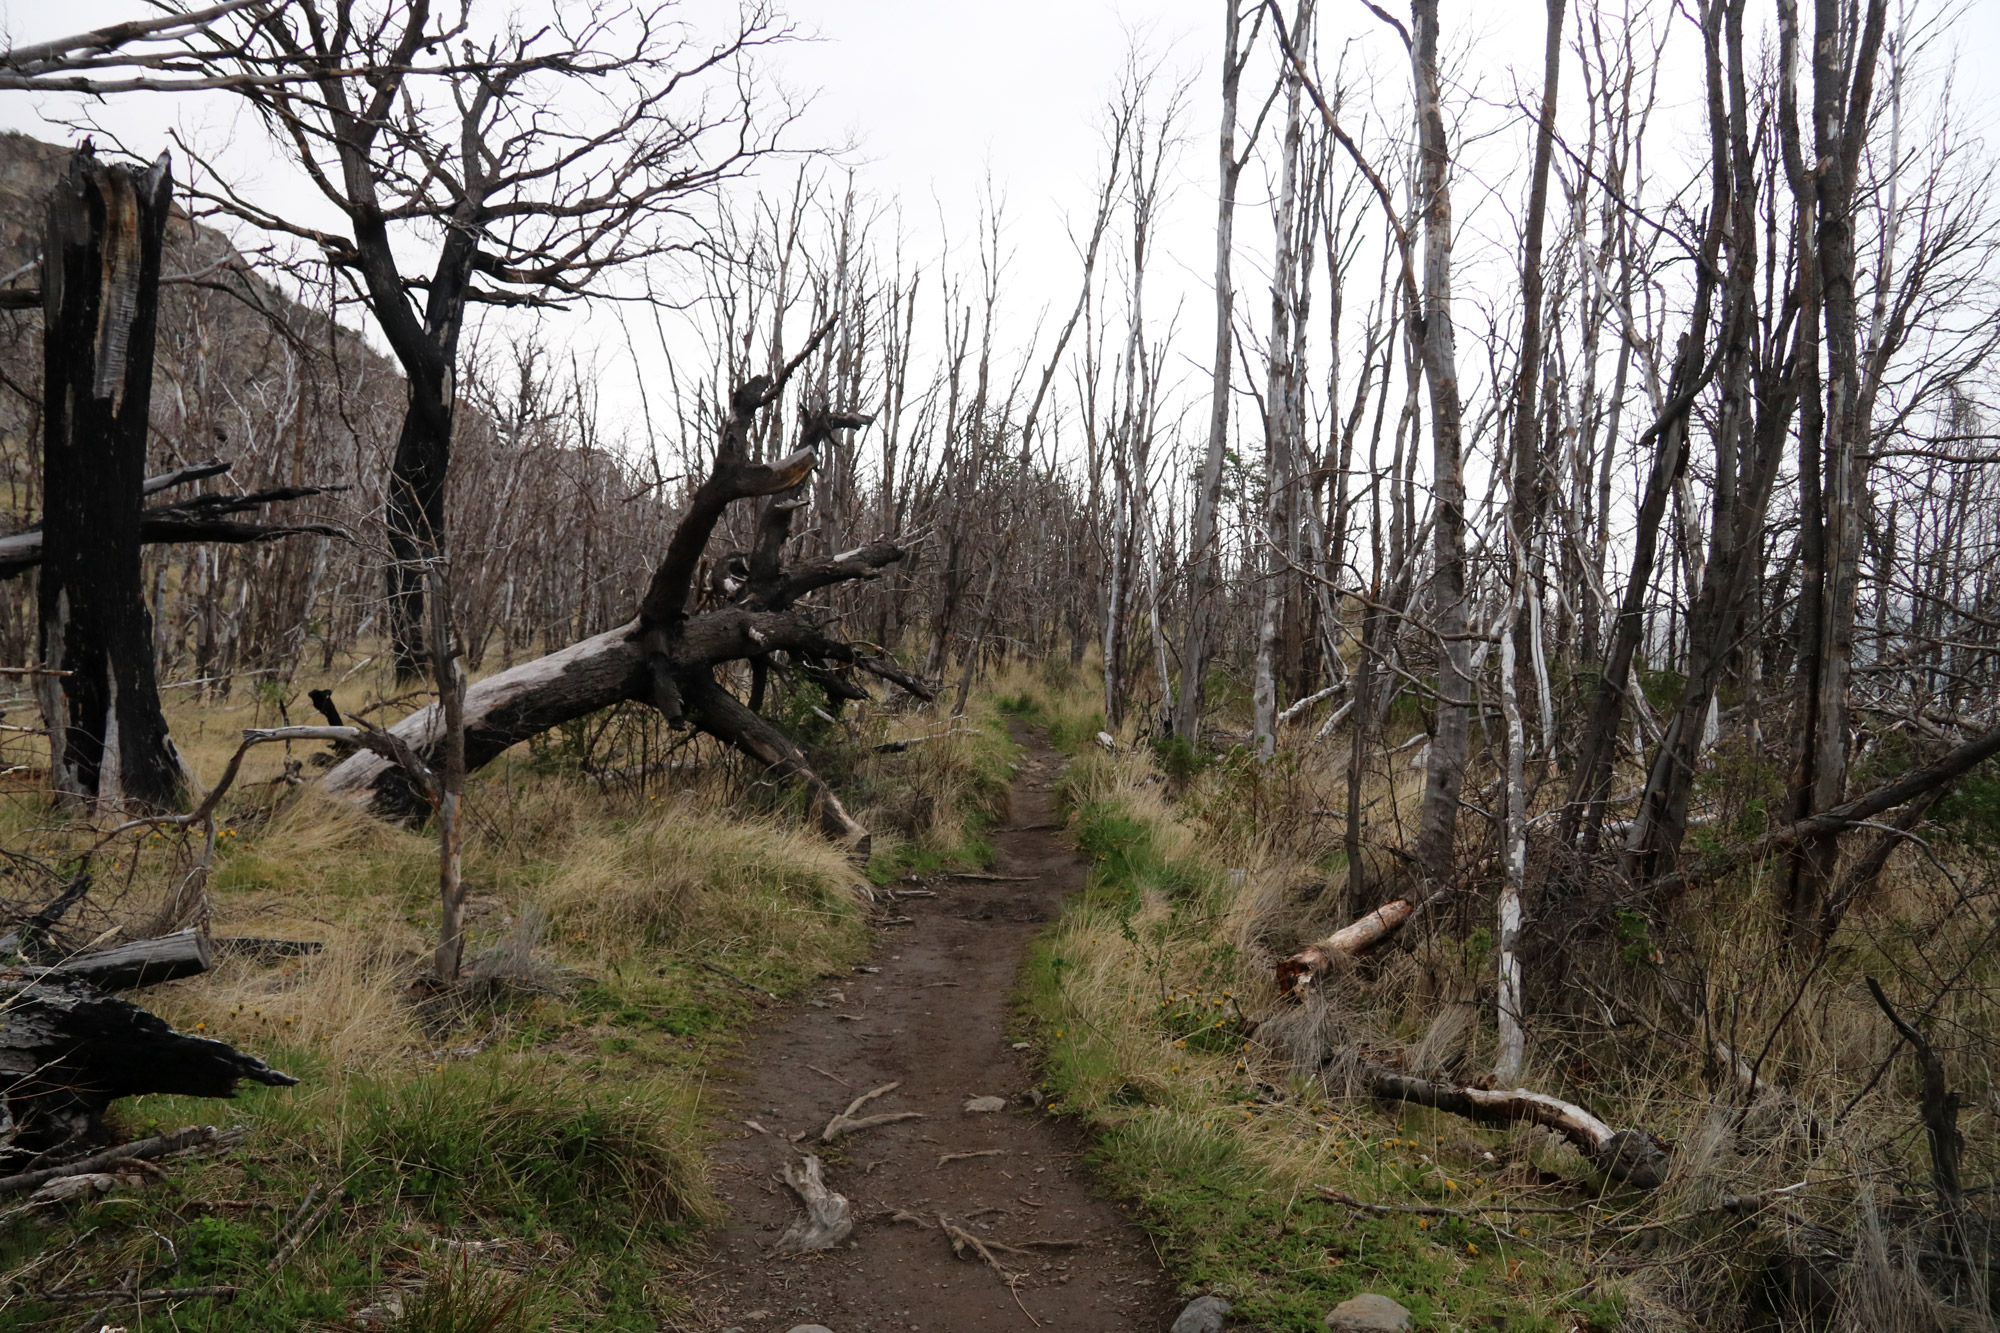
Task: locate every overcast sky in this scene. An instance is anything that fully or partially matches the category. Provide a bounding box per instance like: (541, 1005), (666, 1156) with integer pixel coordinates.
(4, 0), (1996, 460)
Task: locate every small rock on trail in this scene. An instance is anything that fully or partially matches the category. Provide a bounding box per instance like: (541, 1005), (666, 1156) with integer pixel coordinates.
(692, 726), (1175, 1331)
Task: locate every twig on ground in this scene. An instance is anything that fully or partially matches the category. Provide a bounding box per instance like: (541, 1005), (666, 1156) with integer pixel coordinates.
(693, 958), (776, 1001)
(0, 1126), (243, 1197)
(806, 1063), (852, 1088)
(823, 1082), (926, 1141)
(268, 1187), (344, 1270)
(938, 1149), (1008, 1166)
(35, 1286), (236, 1304)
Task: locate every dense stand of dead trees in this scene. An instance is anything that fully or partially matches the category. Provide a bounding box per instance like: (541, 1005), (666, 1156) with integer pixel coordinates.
(2, 4), (2000, 1305)
(0, 0), (1994, 902)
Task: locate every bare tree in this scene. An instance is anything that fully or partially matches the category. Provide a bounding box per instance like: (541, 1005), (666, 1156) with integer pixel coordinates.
(186, 0), (796, 676)
(1174, 0), (1267, 745)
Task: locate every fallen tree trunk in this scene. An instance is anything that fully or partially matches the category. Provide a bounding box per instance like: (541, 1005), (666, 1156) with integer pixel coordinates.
(321, 348), (926, 845)
(1351, 1060), (1669, 1187)
(48, 927), (210, 991)
(1276, 891), (1444, 998)
(0, 974), (295, 1149)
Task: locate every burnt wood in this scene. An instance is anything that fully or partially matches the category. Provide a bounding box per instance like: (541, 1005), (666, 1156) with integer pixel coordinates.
(37, 148), (183, 809)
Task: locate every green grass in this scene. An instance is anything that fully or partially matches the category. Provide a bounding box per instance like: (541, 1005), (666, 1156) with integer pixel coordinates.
(0, 669), (1016, 1332)
(996, 673), (1617, 1331)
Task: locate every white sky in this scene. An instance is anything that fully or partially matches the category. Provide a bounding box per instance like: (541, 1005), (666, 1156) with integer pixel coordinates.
(4, 0), (1997, 466)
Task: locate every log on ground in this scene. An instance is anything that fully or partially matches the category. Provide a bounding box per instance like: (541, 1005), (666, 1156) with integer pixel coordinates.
(0, 974), (295, 1149)
(1349, 1060), (1669, 1187)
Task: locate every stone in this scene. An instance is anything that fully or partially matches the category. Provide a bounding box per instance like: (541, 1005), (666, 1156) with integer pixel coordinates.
(785, 1326), (835, 1333)
(1171, 1294), (1232, 1333)
(1325, 1293), (1412, 1331)
(963, 1094), (1008, 1112)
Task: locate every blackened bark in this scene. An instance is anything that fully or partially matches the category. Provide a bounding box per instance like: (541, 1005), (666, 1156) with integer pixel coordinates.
(0, 973), (294, 1150)
(385, 366), (454, 679)
(37, 148), (184, 811)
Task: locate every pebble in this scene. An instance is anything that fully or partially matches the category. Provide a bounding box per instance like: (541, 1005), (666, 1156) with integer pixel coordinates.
(962, 1094), (1008, 1112)
(786, 1326), (835, 1333)
(1171, 1294), (1232, 1333)
(1325, 1293), (1413, 1331)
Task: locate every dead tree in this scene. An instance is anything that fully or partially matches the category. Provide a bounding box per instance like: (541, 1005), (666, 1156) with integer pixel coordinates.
(323, 340), (923, 852)
(186, 0), (795, 677)
(0, 972), (294, 1151)
(1174, 0), (1262, 745)
(37, 149), (185, 811)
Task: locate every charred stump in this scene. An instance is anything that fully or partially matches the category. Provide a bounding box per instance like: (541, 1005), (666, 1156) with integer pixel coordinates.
(0, 973), (295, 1152)
(37, 147), (184, 810)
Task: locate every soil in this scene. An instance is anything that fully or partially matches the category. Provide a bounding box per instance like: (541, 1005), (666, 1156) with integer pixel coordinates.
(687, 727), (1179, 1333)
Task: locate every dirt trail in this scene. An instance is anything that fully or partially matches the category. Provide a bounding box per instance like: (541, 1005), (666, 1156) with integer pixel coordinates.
(688, 727), (1175, 1333)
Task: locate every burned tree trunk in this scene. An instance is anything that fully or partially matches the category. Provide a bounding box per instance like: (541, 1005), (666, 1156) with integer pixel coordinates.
(0, 972), (295, 1151)
(37, 148), (184, 812)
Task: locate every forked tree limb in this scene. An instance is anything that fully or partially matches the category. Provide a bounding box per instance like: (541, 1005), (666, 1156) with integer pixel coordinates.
(0, 1125), (244, 1197)
(1350, 1061), (1669, 1187)
(0, 484), (347, 581)
(822, 1081), (925, 1141)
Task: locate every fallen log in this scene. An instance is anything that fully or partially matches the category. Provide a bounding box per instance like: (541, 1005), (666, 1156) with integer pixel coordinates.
(0, 975), (295, 1149)
(1351, 1061), (1668, 1187)
(1276, 890), (1445, 999)
(316, 356), (920, 850)
(47, 926), (210, 990)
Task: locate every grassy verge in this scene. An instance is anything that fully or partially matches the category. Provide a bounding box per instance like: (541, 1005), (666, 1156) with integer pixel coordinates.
(0, 666), (1011, 1331)
(999, 668), (1619, 1332)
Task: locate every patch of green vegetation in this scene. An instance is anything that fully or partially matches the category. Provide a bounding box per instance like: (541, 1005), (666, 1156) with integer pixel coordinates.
(1151, 733), (1210, 784)
(1638, 666), (1685, 711)
(995, 690), (1042, 718)
(867, 829), (995, 884)
(1083, 1114), (1620, 1332)
(859, 695), (1018, 884)
(1936, 766), (2000, 851)
(1016, 745), (1619, 1332)
(0, 1047), (709, 1332)
(1071, 797), (1212, 901)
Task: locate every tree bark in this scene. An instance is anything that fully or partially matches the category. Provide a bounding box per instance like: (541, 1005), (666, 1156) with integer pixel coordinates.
(37, 148), (185, 812)
(1254, 0), (1311, 760)
(36, 928), (212, 992)
(1410, 0), (1473, 887)
(1173, 0), (1250, 745)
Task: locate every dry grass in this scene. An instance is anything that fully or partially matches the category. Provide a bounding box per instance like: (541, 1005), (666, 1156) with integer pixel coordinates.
(0, 655), (1017, 1332)
(1001, 659), (2000, 1332)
